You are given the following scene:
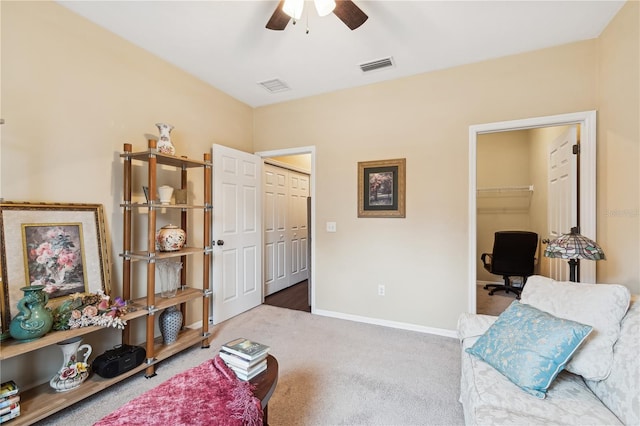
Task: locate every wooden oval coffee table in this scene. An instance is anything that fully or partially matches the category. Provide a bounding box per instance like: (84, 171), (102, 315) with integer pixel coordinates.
(250, 354), (278, 425)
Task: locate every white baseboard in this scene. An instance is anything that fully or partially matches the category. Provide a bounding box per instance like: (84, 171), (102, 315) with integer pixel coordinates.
(477, 278), (524, 287)
(313, 308), (458, 339)
(477, 280), (500, 287)
(187, 320), (203, 329)
(197, 308), (457, 339)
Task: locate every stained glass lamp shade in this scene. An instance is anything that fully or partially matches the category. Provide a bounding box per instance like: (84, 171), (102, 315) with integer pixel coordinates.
(544, 227), (606, 282)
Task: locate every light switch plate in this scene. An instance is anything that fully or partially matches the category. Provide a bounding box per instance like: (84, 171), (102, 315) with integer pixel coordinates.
(326, 222), (337, 232)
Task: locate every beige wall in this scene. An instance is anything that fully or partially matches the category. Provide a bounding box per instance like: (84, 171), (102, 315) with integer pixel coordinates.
(1, 1), (253, 388)
(1, 0), (638, 351)
(255, 1), (640, 329)
(596, 0), (640, 289)
(269, 154), (312, 173)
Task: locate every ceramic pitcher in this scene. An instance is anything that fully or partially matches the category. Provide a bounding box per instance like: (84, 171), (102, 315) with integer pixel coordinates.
(49, 337), (92, 392)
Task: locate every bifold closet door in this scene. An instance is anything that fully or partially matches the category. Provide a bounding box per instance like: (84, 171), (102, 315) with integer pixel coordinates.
(264, 164), (309, 296)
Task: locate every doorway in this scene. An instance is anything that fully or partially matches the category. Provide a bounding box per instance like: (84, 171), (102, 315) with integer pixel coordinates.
(263, 161), (310, 296)
(257, 146), (316, 313)
(468, 111), (597, 314)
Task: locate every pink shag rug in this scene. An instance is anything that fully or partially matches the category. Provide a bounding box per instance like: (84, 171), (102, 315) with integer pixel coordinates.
(95, 356), (263, 426)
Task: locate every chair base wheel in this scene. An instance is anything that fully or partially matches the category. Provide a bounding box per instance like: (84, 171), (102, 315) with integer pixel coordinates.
(484, 283), (522, 299)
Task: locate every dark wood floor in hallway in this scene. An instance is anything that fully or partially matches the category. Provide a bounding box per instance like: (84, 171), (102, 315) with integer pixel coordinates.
(264, 280), (311, 313)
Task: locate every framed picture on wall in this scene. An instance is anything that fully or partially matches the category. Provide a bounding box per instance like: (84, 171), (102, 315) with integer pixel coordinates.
(0, 202), (111, 333)
(358, 158), (406, 218)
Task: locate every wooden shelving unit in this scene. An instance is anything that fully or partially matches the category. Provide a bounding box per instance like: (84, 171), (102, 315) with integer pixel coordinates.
(120, 139), (212, 377)
(0, 140), (212, 425)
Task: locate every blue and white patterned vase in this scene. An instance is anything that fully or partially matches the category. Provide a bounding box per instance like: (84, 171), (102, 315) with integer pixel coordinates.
(159, 306), (182, 344)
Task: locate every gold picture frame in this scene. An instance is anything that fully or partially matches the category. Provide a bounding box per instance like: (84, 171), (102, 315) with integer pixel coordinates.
(358, 158), (406, 218)
(0, 202), (111, 332)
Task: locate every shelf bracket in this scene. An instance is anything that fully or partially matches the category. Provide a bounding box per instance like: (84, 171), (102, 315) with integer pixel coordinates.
(147, 305), (159, 315)
(202, 331), (212, 338)
(203, 289), (214, 298)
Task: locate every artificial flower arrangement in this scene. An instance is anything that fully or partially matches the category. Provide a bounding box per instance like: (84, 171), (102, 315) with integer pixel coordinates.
(59, 361), (88, 380)
(50, 291), (129, 330)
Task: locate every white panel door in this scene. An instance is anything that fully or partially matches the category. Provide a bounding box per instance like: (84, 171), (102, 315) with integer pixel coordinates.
(288, 171), (309, 285)
(212, 144), (262, 324)
(547, 126), (578, 281)
(263, 164), (288, 296)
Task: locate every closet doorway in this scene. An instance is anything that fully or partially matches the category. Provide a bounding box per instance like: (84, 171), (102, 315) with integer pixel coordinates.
(468, 111), (597, 314)
(263, 160), (310, 296)
(257, 146), (316, 311)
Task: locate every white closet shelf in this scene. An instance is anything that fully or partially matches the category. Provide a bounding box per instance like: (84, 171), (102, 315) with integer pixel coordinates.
(477, 185), (534, 194)
(477, 185), (533, 213)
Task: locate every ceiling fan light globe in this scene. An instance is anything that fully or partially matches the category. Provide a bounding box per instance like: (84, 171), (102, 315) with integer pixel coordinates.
(283, 0), (304, 20)
(314, 0), (336, 17)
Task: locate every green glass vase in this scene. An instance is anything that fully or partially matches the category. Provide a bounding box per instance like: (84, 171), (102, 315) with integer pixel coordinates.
(9, 285), (53, 341)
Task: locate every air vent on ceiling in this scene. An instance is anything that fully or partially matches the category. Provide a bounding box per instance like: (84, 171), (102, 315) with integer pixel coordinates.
(258, 78), (291, 93)
(359, 56), (394, 73)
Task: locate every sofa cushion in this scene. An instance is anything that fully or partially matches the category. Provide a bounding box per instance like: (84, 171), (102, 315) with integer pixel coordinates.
(585, 296), (640, 425)
(458, 312), (623, 426)
(520, 276), (631, 380)
(460, 351), (623, 426)
(456, 312), (497, 341)
(466, 301), (592, 398)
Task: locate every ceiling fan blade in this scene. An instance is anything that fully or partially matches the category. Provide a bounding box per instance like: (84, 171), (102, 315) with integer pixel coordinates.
(266, 1), (291, 30)
(333, 0), (368, 30)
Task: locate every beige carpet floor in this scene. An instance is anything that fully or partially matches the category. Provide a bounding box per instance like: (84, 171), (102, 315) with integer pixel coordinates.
(38, 305), (465, 425)
(476, 283), (519, 316)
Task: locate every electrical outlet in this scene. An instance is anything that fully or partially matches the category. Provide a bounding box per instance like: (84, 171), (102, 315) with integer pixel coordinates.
(378, 284), (385, 296)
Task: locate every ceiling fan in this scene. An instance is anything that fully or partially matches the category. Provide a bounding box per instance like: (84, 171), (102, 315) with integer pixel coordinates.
(266, 0), (368, 31)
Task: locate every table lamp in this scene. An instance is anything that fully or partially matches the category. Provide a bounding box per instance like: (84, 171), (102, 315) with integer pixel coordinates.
(544, 227), (606, 282)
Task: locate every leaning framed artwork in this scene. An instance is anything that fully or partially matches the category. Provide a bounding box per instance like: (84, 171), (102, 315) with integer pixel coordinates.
(358, 158), (406, 218)
(0, 202), (111, 332)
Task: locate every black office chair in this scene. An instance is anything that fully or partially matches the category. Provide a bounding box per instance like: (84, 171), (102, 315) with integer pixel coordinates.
(481, 231), (538, 299)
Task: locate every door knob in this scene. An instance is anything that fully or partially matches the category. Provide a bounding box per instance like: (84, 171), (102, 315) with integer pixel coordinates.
(216, 240), (224, 246)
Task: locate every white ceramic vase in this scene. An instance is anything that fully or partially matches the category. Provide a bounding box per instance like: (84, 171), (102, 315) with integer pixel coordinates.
(158, 185), (174, 204)
(156, 123), (176, 155)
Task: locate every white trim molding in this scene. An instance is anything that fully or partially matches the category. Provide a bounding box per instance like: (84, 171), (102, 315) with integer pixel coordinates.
(314, 308), (458, 339)
(468, 111), (597, 314)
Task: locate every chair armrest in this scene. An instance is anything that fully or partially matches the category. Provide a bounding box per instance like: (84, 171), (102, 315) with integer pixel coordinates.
(480, 253), (492, 268)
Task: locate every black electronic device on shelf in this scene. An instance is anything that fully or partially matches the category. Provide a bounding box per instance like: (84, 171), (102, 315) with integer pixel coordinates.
(92, 344), (146, 379)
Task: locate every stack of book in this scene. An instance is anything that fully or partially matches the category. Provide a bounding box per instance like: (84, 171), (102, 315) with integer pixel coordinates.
(219, 338), (270, 381)
(0, 381), (20, 423)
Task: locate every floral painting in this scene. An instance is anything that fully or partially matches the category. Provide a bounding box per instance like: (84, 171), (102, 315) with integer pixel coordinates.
(1, 202), (111, 330)
(23, 224), (88, 298)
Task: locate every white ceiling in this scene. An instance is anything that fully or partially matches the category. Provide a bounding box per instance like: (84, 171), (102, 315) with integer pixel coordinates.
(58, 1), (625, 108)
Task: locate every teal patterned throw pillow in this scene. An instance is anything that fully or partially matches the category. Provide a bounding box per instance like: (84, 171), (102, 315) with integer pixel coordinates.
(466, 301), (592, 398)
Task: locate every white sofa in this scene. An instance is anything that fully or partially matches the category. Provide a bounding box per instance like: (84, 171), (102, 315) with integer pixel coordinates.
(458, 276), (639, 425)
